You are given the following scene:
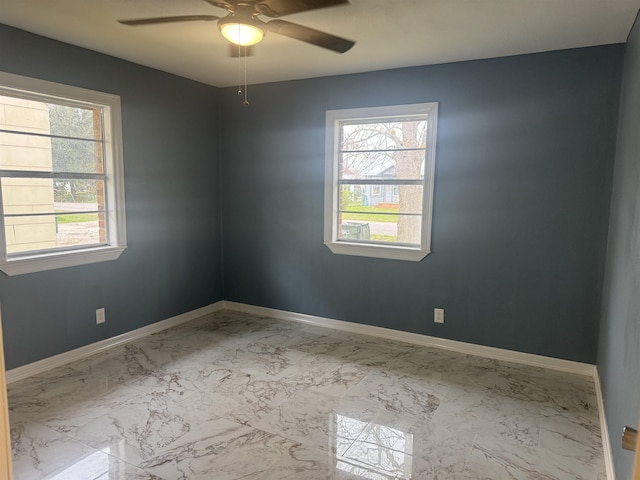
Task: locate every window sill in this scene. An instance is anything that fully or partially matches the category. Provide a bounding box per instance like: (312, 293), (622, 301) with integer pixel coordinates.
(0, 245), (127, 276)
(324, 241), (430, 262)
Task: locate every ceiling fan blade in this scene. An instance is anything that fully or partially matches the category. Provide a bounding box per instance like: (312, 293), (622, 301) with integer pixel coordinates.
(266, 19), (354, 53)
(118, 15), (219, 26)
(256, 0), (349, 18)
(200, 0), (234, 12)
(227, 44), (255, 57)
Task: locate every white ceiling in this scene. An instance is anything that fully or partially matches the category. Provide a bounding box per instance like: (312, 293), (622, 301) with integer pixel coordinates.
(1, 0), (639, 87)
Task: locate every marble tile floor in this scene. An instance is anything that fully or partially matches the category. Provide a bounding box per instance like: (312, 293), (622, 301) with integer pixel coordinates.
(7, 310), (606, 479)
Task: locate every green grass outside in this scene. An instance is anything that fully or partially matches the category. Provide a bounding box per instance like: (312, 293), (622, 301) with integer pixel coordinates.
(341, 205), (399, 223)
(56, 213), (98, 224)
(371, 234), (397, 242)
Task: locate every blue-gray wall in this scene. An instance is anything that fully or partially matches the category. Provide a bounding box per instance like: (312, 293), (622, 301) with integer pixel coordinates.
(0, 25), (629, 373)
(220, 46), (623, 364)
(0, 25), (224, 369)
(598, 12), (640, 480)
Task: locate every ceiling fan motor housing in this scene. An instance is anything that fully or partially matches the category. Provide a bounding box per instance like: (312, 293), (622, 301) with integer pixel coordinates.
(218, 6), (267, 46)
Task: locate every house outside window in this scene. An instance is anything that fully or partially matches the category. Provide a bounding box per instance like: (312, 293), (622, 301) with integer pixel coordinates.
(324, 103), (438, 261)
(0, 72), (126, 275)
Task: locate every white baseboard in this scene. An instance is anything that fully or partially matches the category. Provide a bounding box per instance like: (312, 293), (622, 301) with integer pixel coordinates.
(222, 301), (596, 377)
(594, 367), (615, 480)
(6, 301), (225, 384)
(6, 299), (596, 380)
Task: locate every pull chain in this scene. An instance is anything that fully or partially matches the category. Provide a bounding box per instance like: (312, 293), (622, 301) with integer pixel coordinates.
(234, 24), (249, 106)
(237, 41), (242, 96)
(243, 46), (249, 106)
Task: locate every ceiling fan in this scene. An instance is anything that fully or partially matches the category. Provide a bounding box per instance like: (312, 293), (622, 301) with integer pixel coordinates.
(118, 0), (355, 54)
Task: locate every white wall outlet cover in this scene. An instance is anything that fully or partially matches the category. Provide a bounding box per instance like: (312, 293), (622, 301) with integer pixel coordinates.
(434, 308), (445, 324)
(96, 308), (106, 325)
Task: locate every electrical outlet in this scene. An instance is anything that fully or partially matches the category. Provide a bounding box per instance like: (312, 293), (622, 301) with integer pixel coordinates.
(96, 307), (106, 325)
(434, 308), (445, 324)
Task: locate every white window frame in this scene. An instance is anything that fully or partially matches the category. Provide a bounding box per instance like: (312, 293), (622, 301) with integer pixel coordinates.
(324, 103), (438, 261)
(0, 71), (127, 276)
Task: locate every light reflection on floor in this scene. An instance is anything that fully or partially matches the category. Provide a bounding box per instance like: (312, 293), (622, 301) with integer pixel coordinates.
(335, 414), (413, 479)
(49, 447), (111, 479)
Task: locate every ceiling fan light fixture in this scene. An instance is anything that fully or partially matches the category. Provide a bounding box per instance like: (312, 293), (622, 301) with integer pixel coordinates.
(219, 20), (264, 46)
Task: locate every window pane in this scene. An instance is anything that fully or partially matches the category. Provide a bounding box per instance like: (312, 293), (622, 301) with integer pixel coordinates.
(1, 96), (104, 174)
(339, 182), (424, 246)
(3, 213), (58, 254)
(51, 137), (104, 174)
(341, 119), (427, 151)
(1, 178), (104, 212)
(338, 213), (422, 245)
(48, 104), (102, 140)
(340, 151), (394, 180)
(3, 212), (105, 254)
(340, 185), (423, 214)
(340, 150), (425, 180)
(54, 178), (105, 209)
(0, 96), (101, 140)
(2, 177), (106, 254)
(55, 212), (105, 249)
(1, 177), (55, 214)
(0, 131), (53, 173)
(0, 95), (51, 134)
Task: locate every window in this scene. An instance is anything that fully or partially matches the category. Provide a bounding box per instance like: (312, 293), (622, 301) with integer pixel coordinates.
(324, 103), (438, 261)
(0, 72), (126, 275)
